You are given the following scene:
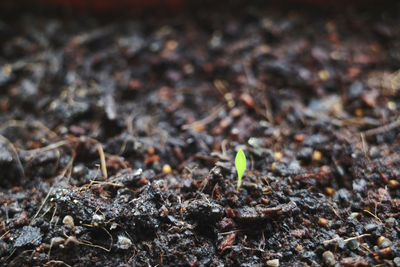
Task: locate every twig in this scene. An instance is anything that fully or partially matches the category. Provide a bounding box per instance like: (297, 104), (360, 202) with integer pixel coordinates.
(0, 135), (25, 178)
(0, 120), (58, 139)
(218, 229), (244, 236)
(181, 104), (224, 130)
(364, 117), (400, 136)
(0, 230), (10, 241)
(30, 150), (75, 226)
(323, 233), (371, 246)
(363, 209), (382, 224)
(81, 137), (108, 179)
(343, 234), (371, 242)
(96, 142), (108, 179)
(18, 140), (70, 154)
(44, 260), (72, 267)
(360, 132), (369, 159)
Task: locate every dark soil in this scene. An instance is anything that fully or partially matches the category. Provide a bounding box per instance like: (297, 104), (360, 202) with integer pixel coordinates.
(1, 1), (400, 266)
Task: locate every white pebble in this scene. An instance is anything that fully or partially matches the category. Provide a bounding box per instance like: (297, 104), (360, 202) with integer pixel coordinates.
(267, 259), (279, 267)
(117, 235), (132, 250)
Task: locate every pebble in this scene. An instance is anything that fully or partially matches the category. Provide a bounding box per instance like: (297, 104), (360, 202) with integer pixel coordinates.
(385, 217), (396, 227)
(364, 223), (377, 232)
(274, 152), (283, 161)
(387, 101), (396, 110)
(297, 147), (313, 161)
(14, 226), (42, 248)
(322, 251), (336, 267)
(271, 162), (277, 171)
(393, 257), (400, 267)
(147, 146), (155, 156)
(14, 211), (28, 226)
(349, 81), (364, 99)
(301, 251), (314, 259)
(325, 187), (334, 196)
(354, 108), (363, 117)
(62, 215), (75, 228)
(116, 235), (132, 250)
(312, 150), (322, 161)
(92, 214), (105, 227)
(347, 239), (359, 250)
(389, 180), (399, 188)
(318, 217), (329, 227)
(266, 259), (279, 267)
(377, 236), (392, 248)
(350, 212), (359, 219)
(318, 70), (330, 81)
(294, 133), (305, 142)
(0, 141), (14, 164)
(162, 164), (172, 174)
(240, 93), (255, 108)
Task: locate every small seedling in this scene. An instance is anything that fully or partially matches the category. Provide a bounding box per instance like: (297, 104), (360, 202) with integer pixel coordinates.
(235, 149), (246, 190)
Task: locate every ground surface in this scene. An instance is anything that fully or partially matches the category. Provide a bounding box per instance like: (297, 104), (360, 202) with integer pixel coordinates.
(0, 1), (400, 266)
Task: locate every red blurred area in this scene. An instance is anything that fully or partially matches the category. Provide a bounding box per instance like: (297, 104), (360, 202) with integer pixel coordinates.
(37, 0), (185, 10)
(7, 0), (383, 11)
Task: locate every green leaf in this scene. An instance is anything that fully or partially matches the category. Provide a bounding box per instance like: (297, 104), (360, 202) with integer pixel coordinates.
(235, 149), (246, 190)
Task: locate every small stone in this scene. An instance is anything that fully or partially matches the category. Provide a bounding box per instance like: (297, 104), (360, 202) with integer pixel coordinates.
(362, 89), (379, 107)
(387, 101), (396, 111)
(274, 152), (283, 161)
(347, 239), (359, 250)
(354, 108), (363, 117)
(92, 214), (105, 227)
(62, 215), (74, 228)
(147, 147), (155, 156)
(297, 147), (313, 161)
(377, 236), (392, 248)
(385, 217), (396, 227)
(318, 70), (330, 81)
(110, 222), (118, 230)
(294, 134), (305, 142)
(322, 251), (336, 267)
(73, 226), (83, 235)
(301, 251), (314, 259)
(350, 212), (359, 219)
(162, 164), (172, 174)
(389, 180), (399, 188)
(165, 40), (178, 51)
(240, 93), (255, 108)
(73, 164), (86, 176)
(318, 217), (329, 227)
(116, 235), (132, 250)
(325, 187), (334, 196)
(14, 211), (28, 226)
(271, 162), (276, 171)
(14, 226), (42, 248)
(266, 259), (279, 267)
(393, 257), (400, 267)
(0, 142), (14, 164)
(349, 81), (364, 99)
(364, 223), (377, 232)
(352, 179), (367, 192)
(312, 150), (322, 161)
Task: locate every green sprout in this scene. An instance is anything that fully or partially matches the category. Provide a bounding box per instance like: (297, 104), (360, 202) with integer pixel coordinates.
(235, 149), (246, 190)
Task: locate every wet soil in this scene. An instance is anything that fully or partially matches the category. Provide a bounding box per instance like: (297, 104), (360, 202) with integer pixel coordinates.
(1, 1), (400, 266)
